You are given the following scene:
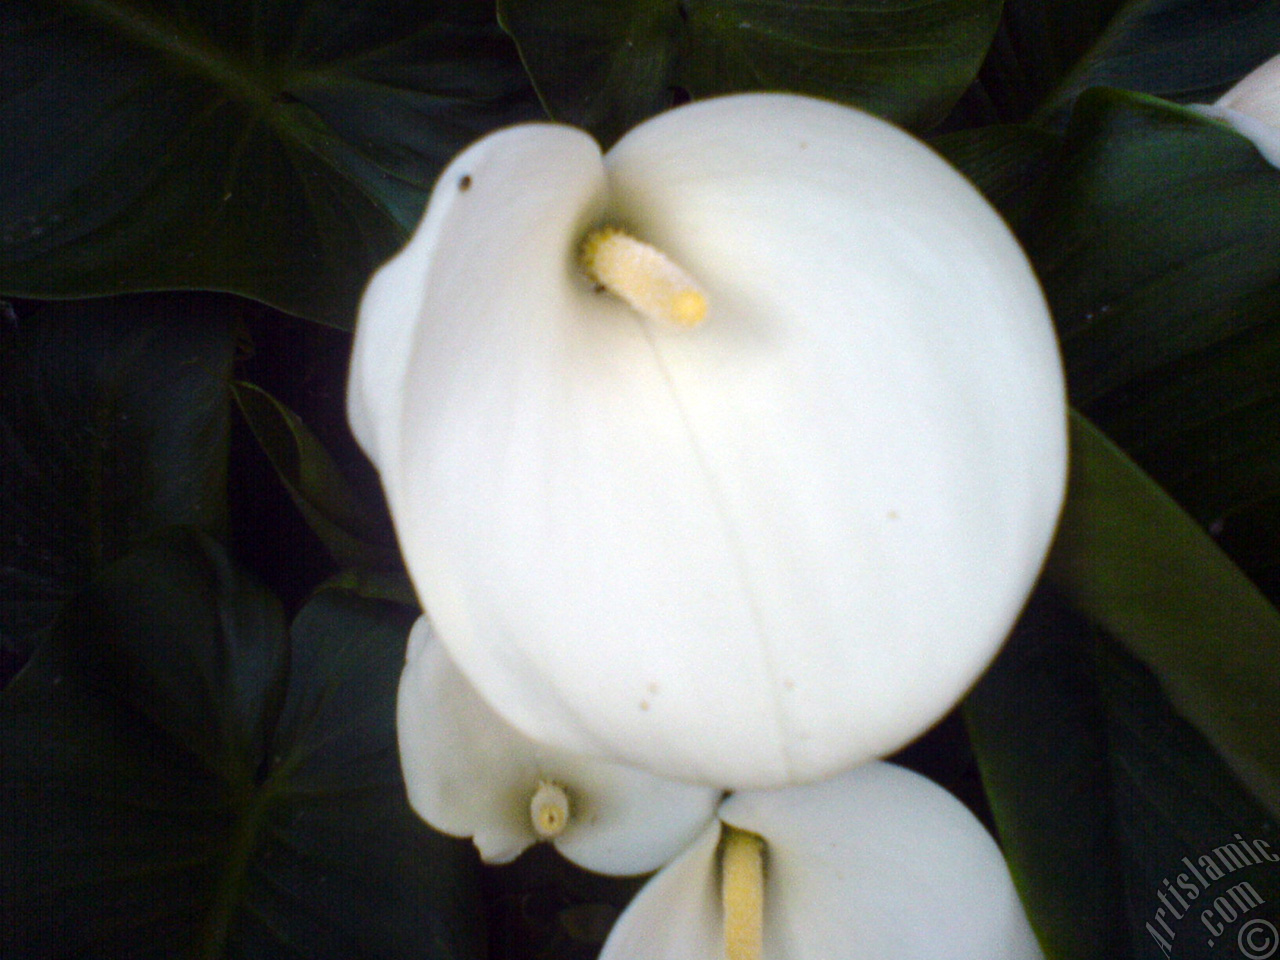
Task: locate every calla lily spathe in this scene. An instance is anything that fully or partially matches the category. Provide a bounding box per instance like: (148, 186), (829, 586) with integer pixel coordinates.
(397, 617), (719, 874)
(350, 93), (1067, 788)
(1194, 52), (1280, 166)
(599, 763), (1045, 960)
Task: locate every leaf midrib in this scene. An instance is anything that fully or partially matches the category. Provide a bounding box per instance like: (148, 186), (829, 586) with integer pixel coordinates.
(56, 0), (414, 255)
(63, 0), (280, 109)
(198, 770), (287, 959)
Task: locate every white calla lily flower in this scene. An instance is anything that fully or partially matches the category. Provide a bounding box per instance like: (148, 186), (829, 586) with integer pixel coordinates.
(599, 762), (1044, 960)
(397, 617), (720, 874)
(351, 93), (1067, 788)
(1193, 53), (1280, 166)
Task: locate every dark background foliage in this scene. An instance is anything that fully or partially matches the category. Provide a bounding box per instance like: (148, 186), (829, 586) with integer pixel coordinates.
(4, 1), (1280, 957)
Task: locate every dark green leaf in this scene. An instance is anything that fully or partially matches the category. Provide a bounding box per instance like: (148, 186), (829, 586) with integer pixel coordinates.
(0, 530), (288, 958)
(0, 530), (483, 959)
(1094, 640), (1280, 960)
(969, 584), (1280, 960)
(954, 0), (1280, 125)
(1021, 90), (1280, 595)
(934, 86), (1280, 958)
(244, 588), (481, 959)
(498, 0), (1003, 147)
(0, 295), (234, 661)
(930, 123), (1061, 228)
(965, 588), (1129, 960)
(1048, 412), (1280, 822)
(1, 0), (536, 326)
(231, 379), (401, 573)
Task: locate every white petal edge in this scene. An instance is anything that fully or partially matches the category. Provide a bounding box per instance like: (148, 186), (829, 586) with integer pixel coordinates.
(1192, 104), (1280, 168)
(365, 93), (1067, 788)
(398, 617), (540, 863)
(1187, 53), (1280, 169)
(598, 763), (1044, 960)
(597, 818), (725, 960)
(397, 617), (719, 874)
(347, 122), (608, 505)
(1217, 52), (1280, 125)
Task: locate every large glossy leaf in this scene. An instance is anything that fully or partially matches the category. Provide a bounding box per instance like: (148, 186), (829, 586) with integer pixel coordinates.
(958, 92), (1280, 598)
(1094, 641), (1280, 960)
(951, 0), (1280, 126)
(1023, 90), (1280, 597)
(964, 588), (1128, 960)
(0, 295), (234, 665)
(967, 587), (1280, 960)
(1049, 413), (1280, 823)
(954, 86), (1280, 952)
(498, 0), (1003, 147)
(0, 530), (483, 958)
(1, 0), (536, 326)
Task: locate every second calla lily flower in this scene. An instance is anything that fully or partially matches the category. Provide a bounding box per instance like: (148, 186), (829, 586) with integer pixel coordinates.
(599, 762), (1044, 960)
(397, 617), (720, 875)
(349, 94), (1067, 788)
